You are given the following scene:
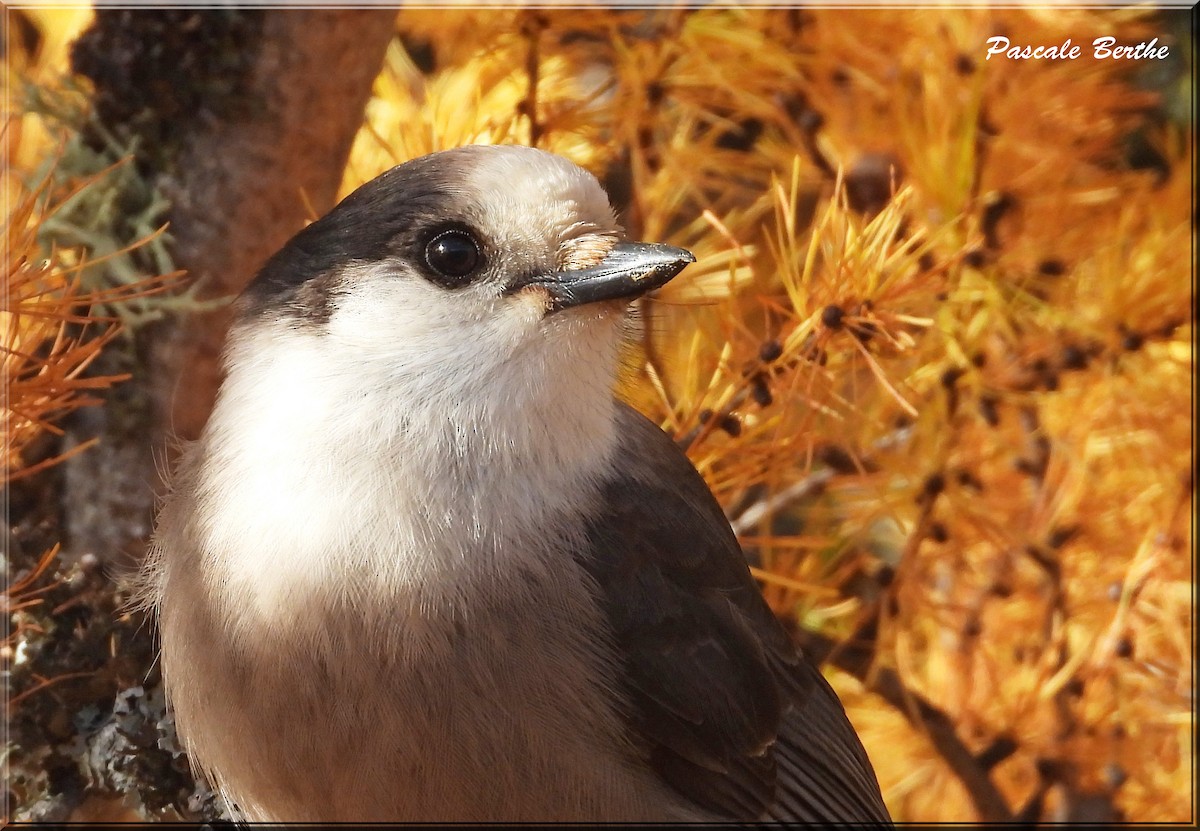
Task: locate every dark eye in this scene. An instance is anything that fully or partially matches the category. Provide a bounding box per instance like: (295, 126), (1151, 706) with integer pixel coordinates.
(424, 229), (482, 283)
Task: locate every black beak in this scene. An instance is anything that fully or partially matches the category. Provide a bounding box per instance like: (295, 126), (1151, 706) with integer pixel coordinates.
(512, 242), (695, 312)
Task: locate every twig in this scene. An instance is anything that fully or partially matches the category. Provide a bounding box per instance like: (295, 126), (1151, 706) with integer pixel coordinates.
(3, 544), (61, 597)
(676, 386), (751, 452)
(7, 670), (96, 711)
(522, 13), (544, 148)
(729, 425), (912, 535)
(731, 468), (834, 534)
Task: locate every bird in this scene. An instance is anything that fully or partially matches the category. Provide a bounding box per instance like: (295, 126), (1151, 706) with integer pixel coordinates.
(139, 144), (892, 824)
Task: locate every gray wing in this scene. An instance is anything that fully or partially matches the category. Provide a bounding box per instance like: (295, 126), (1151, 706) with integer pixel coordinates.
(577, 403), (891, 823)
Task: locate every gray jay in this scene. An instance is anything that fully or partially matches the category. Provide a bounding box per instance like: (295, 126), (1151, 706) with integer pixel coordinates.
(141, 144), (891, 824)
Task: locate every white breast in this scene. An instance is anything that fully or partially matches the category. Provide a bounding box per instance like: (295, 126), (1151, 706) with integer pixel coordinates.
(194, 308), (620, 614)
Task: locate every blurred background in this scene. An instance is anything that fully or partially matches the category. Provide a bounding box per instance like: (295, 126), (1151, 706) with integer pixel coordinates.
(3, 4), (1193, 823)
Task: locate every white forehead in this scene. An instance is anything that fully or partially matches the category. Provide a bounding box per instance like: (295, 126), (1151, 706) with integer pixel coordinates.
(457, 145), (619, 255)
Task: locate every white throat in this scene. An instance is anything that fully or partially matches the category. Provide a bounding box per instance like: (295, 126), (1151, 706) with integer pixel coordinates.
(192, 315), (623, 627)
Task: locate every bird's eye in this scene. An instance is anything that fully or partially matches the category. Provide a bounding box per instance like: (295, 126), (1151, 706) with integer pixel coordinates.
(424, 229), (482, 283)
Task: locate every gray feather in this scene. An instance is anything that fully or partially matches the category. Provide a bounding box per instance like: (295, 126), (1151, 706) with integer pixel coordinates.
(579, 403), (892, 824)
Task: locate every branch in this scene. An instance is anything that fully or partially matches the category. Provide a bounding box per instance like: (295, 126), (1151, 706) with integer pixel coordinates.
(729, 425), (912, 534)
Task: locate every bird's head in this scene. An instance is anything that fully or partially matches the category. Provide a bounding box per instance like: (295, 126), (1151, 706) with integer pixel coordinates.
(232, 145), (693, 408)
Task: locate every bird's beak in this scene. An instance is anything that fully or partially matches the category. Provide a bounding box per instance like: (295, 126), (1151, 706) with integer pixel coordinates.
(513, 242), (696, 313)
